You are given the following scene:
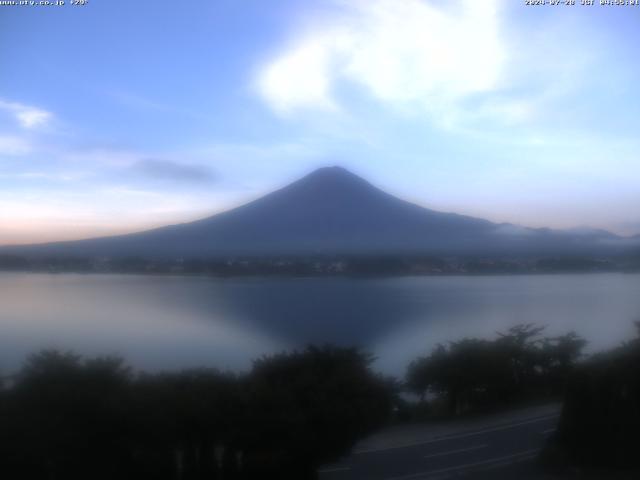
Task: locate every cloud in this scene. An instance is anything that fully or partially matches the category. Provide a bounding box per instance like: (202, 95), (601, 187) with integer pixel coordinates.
(257, 0), (505, 119)
(259, 38), (338, 113)
(0, 135), (33, 155)
(0, 190), (217, 246)
(616, 221), (640, 237)
(128, 158), (217, 184)
(0, 99), (53, 129)
(495, 224), (534, 236)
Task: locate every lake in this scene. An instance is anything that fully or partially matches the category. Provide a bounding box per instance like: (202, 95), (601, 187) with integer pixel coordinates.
(1, 272), (639, 376)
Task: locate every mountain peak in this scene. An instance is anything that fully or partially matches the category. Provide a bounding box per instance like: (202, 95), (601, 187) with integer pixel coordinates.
(296, 166), (373, 189)
(271, 166), (389, 207)
(305, 165), (359, 180)
(3, 165), (630, 258)
(316, 165), (351, 173)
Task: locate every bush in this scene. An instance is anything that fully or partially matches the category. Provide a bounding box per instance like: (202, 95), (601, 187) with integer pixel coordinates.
(406, 324), (586, 416)
(0, 346), (394, 480)
(546, 323), (640, 470)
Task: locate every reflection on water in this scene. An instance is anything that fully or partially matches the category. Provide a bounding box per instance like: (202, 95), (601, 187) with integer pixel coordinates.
(1, 272), (639, 375)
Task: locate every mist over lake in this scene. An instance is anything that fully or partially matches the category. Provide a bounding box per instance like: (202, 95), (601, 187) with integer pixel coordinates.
(2, 272), (639, 376)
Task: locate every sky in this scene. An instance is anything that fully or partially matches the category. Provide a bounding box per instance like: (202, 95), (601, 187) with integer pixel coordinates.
(1, 0), (639, 245)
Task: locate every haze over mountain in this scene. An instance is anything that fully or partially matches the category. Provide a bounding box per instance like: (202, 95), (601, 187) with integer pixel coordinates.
(2, 167), (637, 258)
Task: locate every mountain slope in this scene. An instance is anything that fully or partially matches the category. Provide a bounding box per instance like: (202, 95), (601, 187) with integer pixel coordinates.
(2, 167), (635, 258)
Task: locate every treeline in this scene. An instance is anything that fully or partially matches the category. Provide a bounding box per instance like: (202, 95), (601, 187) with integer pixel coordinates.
(406, 324), (640, 473)
(0, 253), (634, 276)
(1, 324), (637, 478)
(542, 322), (640, 472)
(405, 324), (587, 416)
(0, 346), (394, 480)
(0, 254), (448, 275)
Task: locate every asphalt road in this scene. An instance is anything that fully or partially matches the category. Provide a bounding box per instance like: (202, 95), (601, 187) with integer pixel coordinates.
(318, 404), (560, 480)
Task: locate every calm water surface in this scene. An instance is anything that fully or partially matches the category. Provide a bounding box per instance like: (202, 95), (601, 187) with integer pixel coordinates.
(1, 273), (639, 375)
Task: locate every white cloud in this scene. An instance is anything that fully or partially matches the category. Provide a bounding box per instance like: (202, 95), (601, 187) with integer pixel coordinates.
(0, 99), (53, 129)
(258, 38), (338, 113)
(0, 135), (33, 155)
(257, 0), (505, 118)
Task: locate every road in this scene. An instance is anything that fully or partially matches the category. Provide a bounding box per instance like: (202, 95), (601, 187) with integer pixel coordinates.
(318, 404), (560, 480)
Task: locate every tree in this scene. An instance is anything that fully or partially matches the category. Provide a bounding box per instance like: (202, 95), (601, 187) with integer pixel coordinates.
(4, 350), (132, 479)
(243, 345), (394, 478)
(545, 324), (640, 471)
(406, 324), (586, 416)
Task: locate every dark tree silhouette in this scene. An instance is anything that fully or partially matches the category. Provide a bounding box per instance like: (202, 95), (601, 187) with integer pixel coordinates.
(0, 346), (394, 480)
(242, 345), (395, 478)
(406, 324), (587, 416)
(543, 323), (640, 472)
(2, 350), (133, 479)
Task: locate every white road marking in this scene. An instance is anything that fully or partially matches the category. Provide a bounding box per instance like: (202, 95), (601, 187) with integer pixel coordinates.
(355, 413), (558, 454)
(423, 444), (488, 460)
(385, 449), (540, 480)
(541, 428), (556, 434)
